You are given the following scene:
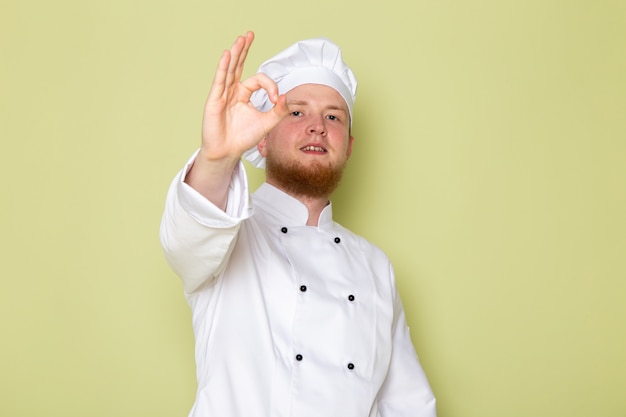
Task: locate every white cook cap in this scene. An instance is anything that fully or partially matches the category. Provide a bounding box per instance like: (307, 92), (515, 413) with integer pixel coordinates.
(243, 37), (358, 168)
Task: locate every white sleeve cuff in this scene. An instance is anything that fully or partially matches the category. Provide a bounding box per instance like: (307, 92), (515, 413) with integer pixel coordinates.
(176, 150), (254, 228)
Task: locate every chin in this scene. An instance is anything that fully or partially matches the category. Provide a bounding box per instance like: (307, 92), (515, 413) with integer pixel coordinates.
(266, 157), (347, 199)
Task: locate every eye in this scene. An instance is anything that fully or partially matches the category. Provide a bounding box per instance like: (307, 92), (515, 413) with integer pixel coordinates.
(326, 114), (339, 121)
(291, 111), (302, 117)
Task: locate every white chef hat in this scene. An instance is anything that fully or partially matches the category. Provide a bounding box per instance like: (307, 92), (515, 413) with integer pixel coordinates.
(243, 37), (358, 168)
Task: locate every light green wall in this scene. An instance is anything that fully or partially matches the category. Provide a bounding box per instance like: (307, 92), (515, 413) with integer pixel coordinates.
(1, 0), (624, 416)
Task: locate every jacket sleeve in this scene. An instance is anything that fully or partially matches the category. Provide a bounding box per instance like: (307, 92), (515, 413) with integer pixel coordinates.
(159, 151), (254, 294)
(377, 266), (437, 417)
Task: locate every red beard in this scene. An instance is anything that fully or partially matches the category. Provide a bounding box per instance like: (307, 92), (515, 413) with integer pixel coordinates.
(265, 153), (347, 199)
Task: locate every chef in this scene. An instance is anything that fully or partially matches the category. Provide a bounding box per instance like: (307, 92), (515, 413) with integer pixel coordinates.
(160, 31), (436, 417)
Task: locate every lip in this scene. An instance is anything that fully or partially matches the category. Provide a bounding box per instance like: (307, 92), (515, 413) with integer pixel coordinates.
(300, 144), (328, 154)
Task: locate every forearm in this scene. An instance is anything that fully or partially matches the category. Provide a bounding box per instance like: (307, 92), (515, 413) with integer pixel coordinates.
(184, 149), (241, 211)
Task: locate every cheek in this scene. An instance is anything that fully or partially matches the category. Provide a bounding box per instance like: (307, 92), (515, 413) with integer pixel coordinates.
(331, 129), (352, 153)
(269, 123), (298, 141)
(264, 129), (293, 156)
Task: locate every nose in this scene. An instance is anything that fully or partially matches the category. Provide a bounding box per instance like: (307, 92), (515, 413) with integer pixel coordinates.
(307, 116), (326, 135)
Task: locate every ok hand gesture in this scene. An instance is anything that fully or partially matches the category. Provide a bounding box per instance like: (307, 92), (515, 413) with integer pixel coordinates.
(201, 31), (288, 162)
(186, 32), (288, 207)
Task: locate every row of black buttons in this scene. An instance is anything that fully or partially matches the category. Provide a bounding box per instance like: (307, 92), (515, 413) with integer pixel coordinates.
(280, 227), (341, 244)
(294, 354), (355, 370)
(282, 224), (354, 371)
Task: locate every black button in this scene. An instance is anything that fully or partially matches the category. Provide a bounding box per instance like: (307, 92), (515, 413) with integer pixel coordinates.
(348, 294), (355, 302)
(300, 285), (307, 292)
(295, 354), (303, 361)
(334, 237), (341, 244)
(347, 363), (355, 370)
(281, 227), (288, 233)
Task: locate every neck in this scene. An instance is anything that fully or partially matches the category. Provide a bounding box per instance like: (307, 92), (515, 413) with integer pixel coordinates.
(298, 194), (331, 226)
(266, 179), (330, 226)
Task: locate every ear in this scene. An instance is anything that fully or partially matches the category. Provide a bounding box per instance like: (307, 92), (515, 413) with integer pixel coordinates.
(257, 136), (268, 157)
(346, 135), (355, 158)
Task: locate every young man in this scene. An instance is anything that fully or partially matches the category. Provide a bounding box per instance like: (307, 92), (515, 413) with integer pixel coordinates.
(160, 32), (436, 417)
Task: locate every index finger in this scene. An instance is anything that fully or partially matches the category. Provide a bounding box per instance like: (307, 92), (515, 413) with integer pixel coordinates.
(241, 73), (280, 104)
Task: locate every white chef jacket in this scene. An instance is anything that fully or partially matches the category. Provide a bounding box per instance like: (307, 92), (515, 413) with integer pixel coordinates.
(160, 153), (436, 417)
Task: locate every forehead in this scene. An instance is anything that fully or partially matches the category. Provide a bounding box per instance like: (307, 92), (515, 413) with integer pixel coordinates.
(286, 84), (349, 112)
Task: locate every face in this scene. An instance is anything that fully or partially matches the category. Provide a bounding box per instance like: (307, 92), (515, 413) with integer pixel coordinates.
(258, 83), (355, 199)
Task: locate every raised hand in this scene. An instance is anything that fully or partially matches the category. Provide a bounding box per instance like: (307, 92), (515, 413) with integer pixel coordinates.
(185, 32), (288, 208)
(201, 32), (287, 160)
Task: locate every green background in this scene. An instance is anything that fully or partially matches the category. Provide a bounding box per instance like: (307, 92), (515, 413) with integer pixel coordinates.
(1, 0), (625, 416)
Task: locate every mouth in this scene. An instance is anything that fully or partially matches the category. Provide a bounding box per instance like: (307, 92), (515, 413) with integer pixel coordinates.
(300, 145), (327, 153)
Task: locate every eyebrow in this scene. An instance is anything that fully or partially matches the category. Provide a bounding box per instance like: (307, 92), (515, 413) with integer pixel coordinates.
(287, 100), (348, 113)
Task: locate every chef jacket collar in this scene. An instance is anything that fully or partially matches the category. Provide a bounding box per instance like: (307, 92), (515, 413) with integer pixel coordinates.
(252, 183), (334, 230)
